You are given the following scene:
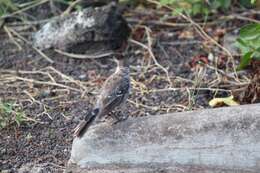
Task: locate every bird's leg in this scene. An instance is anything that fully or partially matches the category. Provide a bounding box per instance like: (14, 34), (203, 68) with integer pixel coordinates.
(111, 107), (128, 124)
(94, 115), (106, 123)
(108, 111), (120, 122)
(120, 104), (129, 120)
(112, 113), (122, 124)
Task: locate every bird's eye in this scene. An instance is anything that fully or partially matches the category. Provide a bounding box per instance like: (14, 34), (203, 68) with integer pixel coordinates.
(117, 90), (123, 95)
(92, 108), (99, 115)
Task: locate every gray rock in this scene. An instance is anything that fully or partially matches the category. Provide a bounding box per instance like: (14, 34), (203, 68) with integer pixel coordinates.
(33, 3), (130, 55)
(67, 104), (260, 173)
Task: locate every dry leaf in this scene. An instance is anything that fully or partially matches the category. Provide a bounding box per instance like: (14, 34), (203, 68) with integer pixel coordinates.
(178, 30), (194, 39)
(209, 96), (239, 107)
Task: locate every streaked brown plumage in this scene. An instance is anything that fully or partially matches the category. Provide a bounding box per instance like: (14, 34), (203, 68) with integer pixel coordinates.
(73, 56), (130, 138)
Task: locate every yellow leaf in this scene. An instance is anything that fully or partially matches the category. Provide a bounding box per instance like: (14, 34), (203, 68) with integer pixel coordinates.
(209, 96), (239, 107)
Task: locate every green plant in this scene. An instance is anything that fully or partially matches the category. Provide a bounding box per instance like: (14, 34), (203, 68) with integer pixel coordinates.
(236, 23), (260, 70)
(208, 0), (231, 10)
(159, 0), (256, 16)
(55, 0), (82, 11)
(0, 102), (27, 129)
(159, 0), (232, 16)
(239, 0), (257, 8)
(159, 0), (209, 16)
(0, 0), (18, 17)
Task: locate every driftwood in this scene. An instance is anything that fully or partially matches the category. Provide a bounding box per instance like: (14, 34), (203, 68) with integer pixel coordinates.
(33, 2), (130, 55)
(66, 104), (260, 173)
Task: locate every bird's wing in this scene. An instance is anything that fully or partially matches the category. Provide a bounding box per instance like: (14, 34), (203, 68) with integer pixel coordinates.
(100, 76), (130, 113)
(73, 109), (98, 138)
(73, 115), (96, 138)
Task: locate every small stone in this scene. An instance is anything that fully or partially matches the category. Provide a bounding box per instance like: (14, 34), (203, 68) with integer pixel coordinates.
(78, 74), (87, 80)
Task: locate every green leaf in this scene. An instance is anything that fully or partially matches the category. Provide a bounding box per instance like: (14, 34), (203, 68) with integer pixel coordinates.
(237, 51), (254, 70)
(0, 0), (18, 16)
(235, 38), (251, 55)
(236, 23), (260, 64)
(239, 24), (260, 41)
(221, 0), (231, 9)
(253, 47), (260, 60)
(2, 103), (13, 114)
(160, 0), (175, 5)
(209, 0), (231, 9)
(209, 0), (221, 9)
(171, 8), (183, 16)
(15, 112), (24, 127)
(240, 0), (255, 7)
(236, 38), (248, 48)
(192, 3), (202, 15)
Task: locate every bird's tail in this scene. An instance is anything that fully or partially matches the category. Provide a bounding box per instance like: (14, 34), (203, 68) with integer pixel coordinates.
(73, 108), (99, 138)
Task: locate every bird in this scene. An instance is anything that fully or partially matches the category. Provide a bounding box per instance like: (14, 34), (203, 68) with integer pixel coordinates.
(73, 54), (130, 138)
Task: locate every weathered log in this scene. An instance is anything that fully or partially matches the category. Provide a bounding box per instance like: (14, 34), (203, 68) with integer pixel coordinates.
(66, 104), (260, 173)
(33, 2), (130, 55)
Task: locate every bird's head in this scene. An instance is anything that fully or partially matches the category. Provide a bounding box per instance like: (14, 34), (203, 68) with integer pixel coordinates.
(91, 108), (99, 116)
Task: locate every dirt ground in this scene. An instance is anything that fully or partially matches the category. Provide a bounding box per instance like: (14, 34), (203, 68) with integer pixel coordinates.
(0, 2), (258, 172)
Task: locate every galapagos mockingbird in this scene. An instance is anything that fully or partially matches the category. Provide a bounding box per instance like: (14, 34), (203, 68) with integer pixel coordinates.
(73, 55), (130, 138)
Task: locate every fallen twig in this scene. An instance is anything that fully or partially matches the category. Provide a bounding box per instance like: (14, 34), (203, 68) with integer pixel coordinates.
(7, 27), (54, 63)
(147, 0), (239, 81)
(8, 76), (80, 92)
(3, 26), (22, 50)
(54, 49), (116, 59)
(130, 38), (172, 87)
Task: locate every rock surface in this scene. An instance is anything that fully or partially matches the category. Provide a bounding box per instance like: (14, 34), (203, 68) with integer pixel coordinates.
(33, 2), (130, 55)
(66, 104), (260, 173)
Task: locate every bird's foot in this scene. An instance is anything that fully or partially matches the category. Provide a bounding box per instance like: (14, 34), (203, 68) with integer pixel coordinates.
(111, 112), (128, 124)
